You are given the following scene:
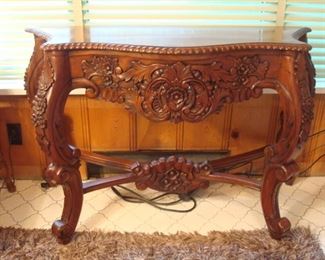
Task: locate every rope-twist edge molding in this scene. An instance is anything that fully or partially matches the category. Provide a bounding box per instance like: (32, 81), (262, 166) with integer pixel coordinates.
(26, 28), (311, 55)
(42, 42), (310, 54)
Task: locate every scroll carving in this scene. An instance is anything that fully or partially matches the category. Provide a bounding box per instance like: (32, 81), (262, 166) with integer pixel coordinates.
(131, 156), (210, 194)
(79, 55), (269, 122)
(81, 56), (127, 102)
(31, 57), (55, 154)
(45, 163), (72, 186)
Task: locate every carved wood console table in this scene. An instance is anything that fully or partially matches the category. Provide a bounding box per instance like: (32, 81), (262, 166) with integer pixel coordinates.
(0, 151), (15, 193)
(25, 26), (315, 244)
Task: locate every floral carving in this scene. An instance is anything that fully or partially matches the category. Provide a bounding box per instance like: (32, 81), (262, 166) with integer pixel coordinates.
(231, 55), (269, 88)
(32, 59), (54, 128)
(31, 57), (54, 154)
(82, 56), (118, 87)
(295, 53), (315, 145)
(81, 56), (126, 103)
(131, 156), (210, 194)
(121, 56), (269, 122)
(80, 55), (269, 122)
(134, 62), (214, 122)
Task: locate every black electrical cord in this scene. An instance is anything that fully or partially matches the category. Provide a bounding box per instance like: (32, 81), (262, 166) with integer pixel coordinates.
(111, 185), (197, 213)
(308, 129), (325, 138)
(224, 160), (254, 174)
(111, 128), (325, 213)
(297, 128), (325, 175)
(298, 153), (325, 175)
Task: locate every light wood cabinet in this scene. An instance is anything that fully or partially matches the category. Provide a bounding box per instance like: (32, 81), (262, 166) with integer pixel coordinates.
(0, 94), (324, 179)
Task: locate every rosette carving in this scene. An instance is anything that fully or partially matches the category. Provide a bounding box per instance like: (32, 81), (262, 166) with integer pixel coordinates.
(124, 61), (217, 122)
(231, 55), (269, 88)
(80, 55), (269, 122)
(119, 56), (269, 122)
(131, 156), (210, 194)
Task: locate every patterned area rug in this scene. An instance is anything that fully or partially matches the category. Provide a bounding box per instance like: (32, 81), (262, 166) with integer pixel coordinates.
(0, 227), (324, 259)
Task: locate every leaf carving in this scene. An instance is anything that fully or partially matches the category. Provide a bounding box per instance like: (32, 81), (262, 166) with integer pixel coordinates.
(81, 55), (270, 122)
(119, 61), (160, 83)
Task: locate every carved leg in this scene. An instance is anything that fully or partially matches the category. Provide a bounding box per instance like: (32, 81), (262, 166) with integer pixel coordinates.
(46, 164), (83, 244)
(0, 152), (16, 193)
(258, 52), (315, 239)
(261, 162), (298, 239)
(4, 176), (16, 193)
(30, 51), (83, 243)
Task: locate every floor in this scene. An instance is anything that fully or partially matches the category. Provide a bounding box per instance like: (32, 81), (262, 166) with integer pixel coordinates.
(0, 177), (325, 253)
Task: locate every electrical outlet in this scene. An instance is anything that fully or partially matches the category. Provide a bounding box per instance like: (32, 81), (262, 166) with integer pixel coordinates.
(6, 123), (22, 145)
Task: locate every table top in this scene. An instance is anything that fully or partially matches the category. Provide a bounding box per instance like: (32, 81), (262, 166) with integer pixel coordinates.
(29, 26), (310, 46)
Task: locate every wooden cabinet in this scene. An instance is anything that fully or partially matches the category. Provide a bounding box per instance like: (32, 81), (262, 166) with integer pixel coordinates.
(0, 93), (324, 180)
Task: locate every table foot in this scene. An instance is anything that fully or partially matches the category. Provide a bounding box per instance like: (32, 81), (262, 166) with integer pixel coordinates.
(4, 177), (16, 192)
(261, 162), (298, 239)
(267, 217), (291, 239)
(52, 220), (75, 244)
(46, 166), (83, 245)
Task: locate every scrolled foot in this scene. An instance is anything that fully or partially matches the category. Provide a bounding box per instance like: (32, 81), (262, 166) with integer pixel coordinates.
(261, 163), (297, 240)
(44, 165), (83, 244)
(267, 217), (291, 239)
(52, 220), (75, 244)
(5, 177), (16, 193)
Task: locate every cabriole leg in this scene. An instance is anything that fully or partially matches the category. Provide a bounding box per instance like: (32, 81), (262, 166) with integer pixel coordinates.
(261, 162), (298, 239)
(30, 50), (83, 244)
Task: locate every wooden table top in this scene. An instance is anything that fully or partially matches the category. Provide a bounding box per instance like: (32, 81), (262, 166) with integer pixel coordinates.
(27, 26), (310, 51)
